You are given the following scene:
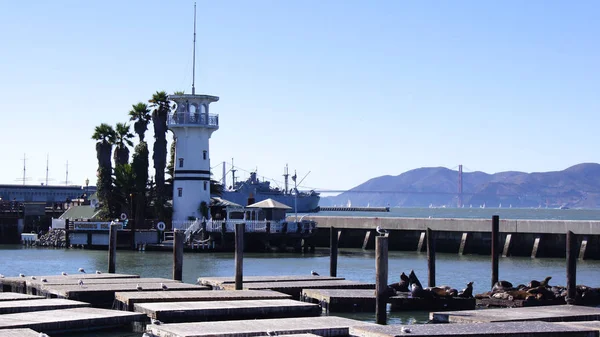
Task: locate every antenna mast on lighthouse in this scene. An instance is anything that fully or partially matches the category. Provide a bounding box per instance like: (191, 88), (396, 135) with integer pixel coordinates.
(192, 2), (197, 95)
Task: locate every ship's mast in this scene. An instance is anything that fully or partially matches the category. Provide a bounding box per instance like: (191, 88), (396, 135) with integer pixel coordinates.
(222, 161), (227, 188)
(283, 164), (289, 194)
(231, 158), (236, 187)
(192, 2), (197, 95)
(45, 154), (49, 186)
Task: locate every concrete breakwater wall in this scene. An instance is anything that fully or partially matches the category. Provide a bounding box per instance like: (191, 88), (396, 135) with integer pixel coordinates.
(295, 216), (600, 259)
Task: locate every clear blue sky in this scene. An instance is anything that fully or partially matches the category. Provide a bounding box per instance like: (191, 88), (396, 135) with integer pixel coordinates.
(1, 0), (598, 191)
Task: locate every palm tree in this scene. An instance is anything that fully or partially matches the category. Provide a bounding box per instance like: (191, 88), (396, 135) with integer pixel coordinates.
(128, 103), (151, 142)
(149, 91), (173, 219)
(113, 122), (134, 166)
(91, 123), (116, 218)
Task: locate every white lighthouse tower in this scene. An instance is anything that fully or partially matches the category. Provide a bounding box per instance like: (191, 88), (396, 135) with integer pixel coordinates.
(167, 3), (219, 225)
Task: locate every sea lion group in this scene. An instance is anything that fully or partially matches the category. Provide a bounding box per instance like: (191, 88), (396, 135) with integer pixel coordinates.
(388, 270), (474, 299)
(476, 276), (600, 304)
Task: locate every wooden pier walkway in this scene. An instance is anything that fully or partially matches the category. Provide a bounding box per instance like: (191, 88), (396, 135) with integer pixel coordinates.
(115, 289), (292, 311)
(199, 275), (344, 289)
(349, 321), (598, 337)
(27, 276), (182, 295)
(221, 280), (375, 300)
(41, 282), (208, 308)
(0, 307), (145, 334)
(135, 299), (321, 323)
(0, 293), (42, 302)
(301, 289), (475, 312)
(147, 316), (377, 337)
(0, 329), (40, 337)
(431, 304), (600, 323)
(0, 273), (139, 293)
(0, 298), (88, 314)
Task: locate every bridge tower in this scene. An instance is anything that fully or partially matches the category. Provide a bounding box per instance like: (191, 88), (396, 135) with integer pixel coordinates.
(458, 164), (463, 208)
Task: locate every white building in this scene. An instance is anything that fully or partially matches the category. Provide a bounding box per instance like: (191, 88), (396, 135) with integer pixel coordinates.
(167, 94), (219, 224)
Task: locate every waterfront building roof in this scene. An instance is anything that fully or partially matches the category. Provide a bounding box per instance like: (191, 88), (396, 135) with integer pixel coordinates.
(246, 198), (292, 210)
(58, 205), (102, 220)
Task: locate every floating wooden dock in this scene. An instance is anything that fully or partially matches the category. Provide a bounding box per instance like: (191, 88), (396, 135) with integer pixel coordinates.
(221, 280), (375, 300)
(349, 321), (598, 337)
(477, 297), (566, 308)
(301, 289), (475, 312)
(147, 316), (377, 337)
(135, 299), (322, 323)
(26, 276), (182, 295)
(0, 293), (43, 302)
(198, 275), (345, 289)
(0, 298), (89, 314)
(41, 282), (208, 308)
(115, 289), (292, 311)
(431, 304), (600, 323)
(0, 329), (40, 337)
(0, 273), (139, 293)
(0, 307), (145, 334)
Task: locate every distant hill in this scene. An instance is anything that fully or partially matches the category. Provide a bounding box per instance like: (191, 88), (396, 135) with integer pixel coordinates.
(320, 163), (600, 209)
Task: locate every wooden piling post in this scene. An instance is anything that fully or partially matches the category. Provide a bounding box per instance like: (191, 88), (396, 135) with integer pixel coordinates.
(375, 236), (388, 325)
(235, 223), (245, 290)
(330, 226), (338, 277)
(491, 215), (499, 289)
(173, 230), (185, 281)
(566, 230), (577, 304)
(108, 223), (118, 273)
(426, 228), (436, 287)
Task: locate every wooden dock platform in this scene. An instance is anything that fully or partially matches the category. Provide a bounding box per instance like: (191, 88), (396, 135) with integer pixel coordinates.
(0, 329), (40, 337)
(147, 316), (377, 337)
(431, 304), (600, 323)
(41, 282), (208, 308)
(349, 321), (598, 337)
(0, 273), (139, 293)
(556, 321), (600, 331)
(221, 280), (375, 300)
(135, 299), (322, 323)
(477, 297), (566, 308)
(26, 277), (182, 295)
(115, 289), (292, 311)
(0, 293), (43, 302)
(0, 298), (89, 314)
(0, 307), (145, 334)
(198, 275), (345, 289)
(301, 289), (475, 312)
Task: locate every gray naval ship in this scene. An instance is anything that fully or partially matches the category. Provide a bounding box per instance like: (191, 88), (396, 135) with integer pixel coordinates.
(221, 170), (320, 213)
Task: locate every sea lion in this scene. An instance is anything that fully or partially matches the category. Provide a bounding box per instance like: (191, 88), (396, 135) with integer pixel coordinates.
(540, 276), (552, 288)
(505, 290), (531, 300)
(408, 270), (423, 290)
(446, 288), (458, 297)
(389, 272), (410, 292)
(458, 281), (474, 298)
(492, 280), (513, 292)
(426, 286), (450, 298)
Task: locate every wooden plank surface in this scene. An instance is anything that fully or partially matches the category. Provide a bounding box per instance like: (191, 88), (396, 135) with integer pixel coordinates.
(556, 321), (600, 331)
(0, 299), (89, 314)
(148, 316), (377, 337)
(221, 280), (374, 300)
(135, 299), (321, 322)
(349, 321), (598, 337)
(115, 290), (292, 311)
(0, 307), (145, 333)
(0, 273), (139, 293)
(199, 275), (345, 288)
(0, 293), (43, 302)
(431, 305), (600, 323)
(0, 329), (40, 337)
(27, 277), (181, 295)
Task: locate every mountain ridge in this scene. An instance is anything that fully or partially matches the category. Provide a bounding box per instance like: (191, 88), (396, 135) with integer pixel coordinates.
(320, 163), (600, 209)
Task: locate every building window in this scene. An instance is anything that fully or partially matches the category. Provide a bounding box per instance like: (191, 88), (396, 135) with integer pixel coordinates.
(203, 181), (207, 191)
(178, 188), (183, 197)
(178, 158), (184, 168)
(203, 151), (207, 160)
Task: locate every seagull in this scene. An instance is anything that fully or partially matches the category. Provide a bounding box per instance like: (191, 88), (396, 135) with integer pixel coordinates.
(78, 268), (86, 273)
(31, 276), (36, 280)
(311, 270), (319, 276)
(161, 283), (168, 290)
(41, 278), (47, 283)
(19, 273), (25, 278)
(38, 333), (50, 337)
(78, 279), (84, 287)
(61, 272), (68, 276)
(0, 274), (4, 278)
(150, 318), (162, 325)
(266, 330), (277, 336)
(136, 284), (143, 291)
(401, 326), (411, 333)
(376, 225), (388, 236)
(95, 270), (102, 274)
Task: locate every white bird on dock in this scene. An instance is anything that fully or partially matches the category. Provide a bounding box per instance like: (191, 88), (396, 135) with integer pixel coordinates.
(161, 283), (168, 290)
(0, 274), (4, 278)
(38, 333), (50, 337)
(78, 279), (84, 287)
(136, 284), (143, 291)
(78, 268), (86, 273)
(311, 270), (319, 276)
(31, 276), (36, 280)
(61, 272), (67, 276)
(150, 318), (162, 325)
(376, 226), (388, 236)
(95, 270), (102, 274)
(19, 273), (25, 277)
(400, 326), (411, 333)
(266, 330), (277, 336)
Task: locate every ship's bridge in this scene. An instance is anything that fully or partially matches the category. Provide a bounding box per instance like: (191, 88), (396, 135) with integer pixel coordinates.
(167, 94), (219, 129)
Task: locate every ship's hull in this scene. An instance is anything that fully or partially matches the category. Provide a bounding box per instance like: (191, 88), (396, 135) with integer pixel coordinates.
(220, 191), (320, 213)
